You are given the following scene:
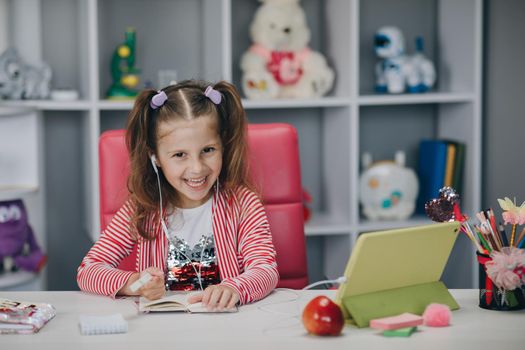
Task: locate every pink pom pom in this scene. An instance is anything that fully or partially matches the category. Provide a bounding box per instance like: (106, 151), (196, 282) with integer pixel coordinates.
(423, 303), (451, 327)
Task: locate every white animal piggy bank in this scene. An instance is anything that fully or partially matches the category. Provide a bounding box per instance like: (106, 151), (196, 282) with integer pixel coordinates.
(359, 151), (419, 220)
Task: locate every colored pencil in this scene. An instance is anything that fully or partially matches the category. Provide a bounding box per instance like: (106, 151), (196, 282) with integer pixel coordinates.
(487, 210), (503, 248)
(474, 225), (492, 253)
(510, 224), (517, 246)
(518, 236), (525, 249)
(515, 227), (525, 249)
(461, 222), (483, 253)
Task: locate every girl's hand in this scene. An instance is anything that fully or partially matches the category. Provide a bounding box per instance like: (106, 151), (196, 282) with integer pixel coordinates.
(187, 284), (240, 311)
(120, 267), (165, 300)
(138, 267), (165, 300)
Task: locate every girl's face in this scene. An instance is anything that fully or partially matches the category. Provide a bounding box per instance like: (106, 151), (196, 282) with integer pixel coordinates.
(156, 114), (222, 208)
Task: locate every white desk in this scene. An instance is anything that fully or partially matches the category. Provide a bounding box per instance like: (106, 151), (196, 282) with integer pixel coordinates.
(0, 290), (523, 350)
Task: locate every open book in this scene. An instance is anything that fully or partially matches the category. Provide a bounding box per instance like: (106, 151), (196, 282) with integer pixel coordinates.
(139, 291), (238, 313)
(0, 298), (56, 334)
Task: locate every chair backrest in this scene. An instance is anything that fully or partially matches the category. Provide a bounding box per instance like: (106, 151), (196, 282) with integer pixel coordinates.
(99, 123), (308, 289)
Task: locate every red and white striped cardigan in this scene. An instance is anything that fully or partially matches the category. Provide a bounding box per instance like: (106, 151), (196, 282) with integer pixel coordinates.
(77, 187), (279, 304)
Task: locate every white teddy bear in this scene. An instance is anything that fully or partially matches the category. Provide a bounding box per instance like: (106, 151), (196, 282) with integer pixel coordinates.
(240, 0), (334, 99)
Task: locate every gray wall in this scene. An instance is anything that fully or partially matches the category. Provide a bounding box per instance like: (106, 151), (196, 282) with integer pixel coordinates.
(482, 0), (525, 211)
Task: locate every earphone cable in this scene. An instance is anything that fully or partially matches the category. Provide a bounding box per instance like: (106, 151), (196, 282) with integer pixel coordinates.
(154, 165), (204, 291)
(302, 276), (347, 290)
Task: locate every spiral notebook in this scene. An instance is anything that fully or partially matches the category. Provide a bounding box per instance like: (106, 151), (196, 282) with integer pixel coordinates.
(78, 313), (128, 335)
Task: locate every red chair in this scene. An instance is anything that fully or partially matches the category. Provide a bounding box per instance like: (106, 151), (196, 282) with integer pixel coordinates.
(99, 123), (308, 289)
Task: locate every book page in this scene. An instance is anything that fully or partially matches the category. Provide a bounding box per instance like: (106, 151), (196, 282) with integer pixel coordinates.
(139, 292), (190, 312)
(186, 302), (238, 313)
(139, 291), (237, 313)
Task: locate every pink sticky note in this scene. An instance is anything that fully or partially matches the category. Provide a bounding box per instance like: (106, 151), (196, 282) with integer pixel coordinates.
(369, 313), (424, 330)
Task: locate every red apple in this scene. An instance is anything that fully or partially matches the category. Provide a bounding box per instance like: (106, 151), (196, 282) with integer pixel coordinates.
(302, 296), (344, 336)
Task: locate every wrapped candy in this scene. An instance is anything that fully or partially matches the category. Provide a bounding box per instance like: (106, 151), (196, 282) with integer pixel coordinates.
(425, 187), (464, 222)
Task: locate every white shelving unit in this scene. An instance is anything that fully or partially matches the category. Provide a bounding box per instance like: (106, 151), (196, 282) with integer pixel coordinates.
(1, 0), (482, 288)
(0, 105), (46, 291)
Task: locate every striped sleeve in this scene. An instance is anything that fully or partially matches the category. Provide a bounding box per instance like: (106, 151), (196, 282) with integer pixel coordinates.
(76, 201), (137, 298)
(220, 188), (279, 304)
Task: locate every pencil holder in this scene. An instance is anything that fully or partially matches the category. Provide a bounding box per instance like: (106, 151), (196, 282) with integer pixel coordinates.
(476, 252), (525, 311)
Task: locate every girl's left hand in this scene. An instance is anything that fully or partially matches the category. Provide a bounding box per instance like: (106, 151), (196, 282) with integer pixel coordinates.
(187, 285), (240, 311)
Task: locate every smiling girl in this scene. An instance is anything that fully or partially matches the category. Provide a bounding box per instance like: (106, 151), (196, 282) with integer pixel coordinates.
(77, 80), (279, 310)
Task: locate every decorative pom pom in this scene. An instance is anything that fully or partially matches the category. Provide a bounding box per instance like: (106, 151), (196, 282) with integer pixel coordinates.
(422, 303), (451, 327)
(486, 247), (525, 290)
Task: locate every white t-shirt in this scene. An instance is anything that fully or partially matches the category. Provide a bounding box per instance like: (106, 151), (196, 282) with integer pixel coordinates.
(167, 197), (213, 247)
(165, 197), (218, 291)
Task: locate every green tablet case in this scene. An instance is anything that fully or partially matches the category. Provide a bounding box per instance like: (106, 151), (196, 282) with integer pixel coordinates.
(335, 222), (461, 328)
(341, 280), (459, 328)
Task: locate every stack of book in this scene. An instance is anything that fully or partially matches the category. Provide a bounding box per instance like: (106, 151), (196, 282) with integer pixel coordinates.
(416, 139), (465, 214)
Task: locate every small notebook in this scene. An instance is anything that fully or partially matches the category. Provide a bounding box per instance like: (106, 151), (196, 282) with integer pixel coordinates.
(139, 291), (238, 313)
(369, 313), (423, 330)
(79, 313), (128, 335)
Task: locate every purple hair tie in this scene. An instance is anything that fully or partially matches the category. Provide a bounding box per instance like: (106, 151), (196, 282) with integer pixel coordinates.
(150, 90), (168, 109)
(204, 86), (222, 104)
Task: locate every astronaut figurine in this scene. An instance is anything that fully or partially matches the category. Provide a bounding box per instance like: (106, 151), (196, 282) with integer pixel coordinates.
(374, 26), (436, 94)
(359, 151), (419, 221)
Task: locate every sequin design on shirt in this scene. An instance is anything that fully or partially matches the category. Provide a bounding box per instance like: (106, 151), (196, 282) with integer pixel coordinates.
(165, 234), (220, 291)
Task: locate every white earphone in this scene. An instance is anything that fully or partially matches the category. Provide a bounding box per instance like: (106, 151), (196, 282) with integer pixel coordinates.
(150, 153), (204, 291)
(150, 154), (159, 174)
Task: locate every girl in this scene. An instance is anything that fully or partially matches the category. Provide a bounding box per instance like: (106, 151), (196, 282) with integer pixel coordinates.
(77, 80), (279, 310)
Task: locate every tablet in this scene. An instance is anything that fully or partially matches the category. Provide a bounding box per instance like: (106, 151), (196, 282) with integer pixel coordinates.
(335, 221), (460, 316)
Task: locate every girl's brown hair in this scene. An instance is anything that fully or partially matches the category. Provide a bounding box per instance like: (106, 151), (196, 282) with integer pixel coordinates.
(125, 80), (252, 239)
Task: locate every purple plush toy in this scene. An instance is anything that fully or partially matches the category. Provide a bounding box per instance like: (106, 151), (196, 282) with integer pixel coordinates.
(0, 199), (46, 273)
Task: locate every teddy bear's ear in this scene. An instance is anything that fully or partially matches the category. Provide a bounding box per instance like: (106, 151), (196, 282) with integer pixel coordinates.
(361, 152), (373, 169)
(259, 0), (300, 4)
(395, 151), (406, 167)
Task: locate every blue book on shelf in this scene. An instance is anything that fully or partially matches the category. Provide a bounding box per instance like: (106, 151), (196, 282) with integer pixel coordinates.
(416, 140), (448, 214)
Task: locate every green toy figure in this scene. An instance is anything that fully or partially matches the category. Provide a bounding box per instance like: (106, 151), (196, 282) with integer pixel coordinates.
(106, 28), (140, 99)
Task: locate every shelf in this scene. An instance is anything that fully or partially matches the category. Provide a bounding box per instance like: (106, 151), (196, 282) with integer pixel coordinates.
(0, 106), (35, 116)
(242, 97), (351, 109)
(0, 186), (39, 201)
(0, 271), (37, 289)
(358, 92), (475, 106)
(357, 216), (433, 232)
(97, 100), (135, 110)
(0, 100), (91, 110)
(97, 97), (352, 111)
(305, 213), (351, 236)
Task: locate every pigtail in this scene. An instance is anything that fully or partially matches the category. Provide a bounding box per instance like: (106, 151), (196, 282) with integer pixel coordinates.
(125, 89), (161, 239)
(125, 89), (157, 154)
(213, 81), (253, 193)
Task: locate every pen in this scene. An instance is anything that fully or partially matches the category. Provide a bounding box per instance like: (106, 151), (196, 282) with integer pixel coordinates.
(498, 223), (509, 247)
(482, 211), (502, 250)
(487, 210), (503, 248)
(477, 212), (499, 250)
